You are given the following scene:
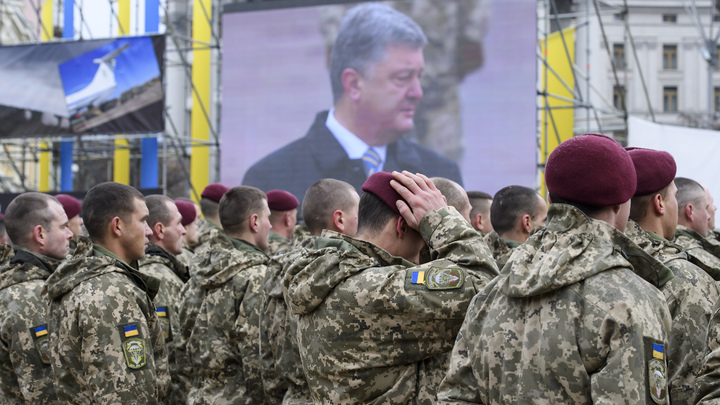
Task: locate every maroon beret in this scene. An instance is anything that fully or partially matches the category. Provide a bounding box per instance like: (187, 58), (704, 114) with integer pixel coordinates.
(627, 148), (677, 196)
(266, 190), (299, 211)
(175, 200), (197, 226)
(54, 194), (82, 219)
(361, 171), (407, 215)
(0, 213), (4, 220)
(545, 134), (636, 207)
(201, 183), (229, 203)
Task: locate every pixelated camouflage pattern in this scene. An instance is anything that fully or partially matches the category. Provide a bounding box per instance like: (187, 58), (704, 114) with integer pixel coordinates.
(176, 247), (194, 269)
(695, 296), (720, 403)
(139, 242), (189, 405)
(260, 229), (316, 404)
(189, 219), (223, 259)
(43, 236), (170, 404)
(707, 230), (720, 250)
(482, 231), (520, 270)
(0, 248), (60, 403)
(675, 225), (720, 281)
(284, 206), (499, 404)
(267, 232), (292, 257)
(176, 228), (234, 399)
(437, 204), (672, 404)
(185, 236), (269, 405)
(67, 239), (77, 257)
(625, 220), (719, 404)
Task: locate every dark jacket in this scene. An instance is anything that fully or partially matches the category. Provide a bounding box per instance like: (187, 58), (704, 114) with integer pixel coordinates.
(242, 111), (463, 204)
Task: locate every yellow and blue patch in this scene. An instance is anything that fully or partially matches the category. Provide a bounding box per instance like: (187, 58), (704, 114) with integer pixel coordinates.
(124, 325), (139, 338)
(34, 325), (48, 337)
(652, 343), (664, 360)
(411, 271), (425, 285)
(156, 307), (167, 317)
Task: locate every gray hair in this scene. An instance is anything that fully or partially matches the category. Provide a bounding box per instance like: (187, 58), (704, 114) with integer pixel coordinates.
(330, 3), (427, 103)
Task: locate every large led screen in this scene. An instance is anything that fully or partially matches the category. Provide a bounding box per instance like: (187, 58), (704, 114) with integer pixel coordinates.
(221, 0), (536, 202)
(0, 35), (164, 138)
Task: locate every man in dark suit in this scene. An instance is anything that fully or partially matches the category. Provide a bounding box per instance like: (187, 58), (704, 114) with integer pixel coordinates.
(242, 3), (462, 204)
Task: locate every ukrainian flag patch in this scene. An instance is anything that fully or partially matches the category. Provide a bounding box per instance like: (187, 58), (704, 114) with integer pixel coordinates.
(652, 343), (664, 360)
(34, 325), (48, 337)
(124, 325), (139, 338)
(156, 307), (167, 317)
(411, 271), (425, 285)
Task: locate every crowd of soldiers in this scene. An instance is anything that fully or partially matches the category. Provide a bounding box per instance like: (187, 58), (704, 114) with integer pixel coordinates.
(4, 134), (720, 404)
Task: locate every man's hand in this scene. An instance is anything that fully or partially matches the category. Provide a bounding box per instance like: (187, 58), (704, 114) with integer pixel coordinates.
(390, 171), (447, 230)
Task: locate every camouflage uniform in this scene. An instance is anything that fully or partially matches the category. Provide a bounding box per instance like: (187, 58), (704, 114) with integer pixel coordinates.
(190, 219), (223, 258)
(139, 242), (189, 404)
(695, 297), (720, 403)
(266, 232), (292, 257)
(437, 204), (672, 404)
(284, 206), (499, 403)
(185, 236), (269, 405)
(0, 247), (60, 403)
(482, 230), (520, 270)
(176, 247), (194, 269)
(707, 230), (720, 250)
(675, 225), (720, 281)
(260, 228), (316, 404)
(625, 220), (719, 404)
(43, 236), (170, 404)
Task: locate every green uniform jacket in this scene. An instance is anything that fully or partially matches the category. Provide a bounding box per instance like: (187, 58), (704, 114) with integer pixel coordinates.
(43, 236), (169, 404)
(266, 232), (292, 257)
(625, 220), (720, 404)
(139, 242), (189, 404)
(674, 225), (720, 281)
(482, 231), (520, 270)
(186, 236), (269, 405)
(260, 226), (316, 404)
(0, 247), (60, 403)
(437, 204), (672, 404)
(285, 206), (499, 404)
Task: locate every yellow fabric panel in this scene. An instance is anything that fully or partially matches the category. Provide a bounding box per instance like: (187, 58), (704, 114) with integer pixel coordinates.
(190, 0), (213, 203)
(114, 139), (130, 185)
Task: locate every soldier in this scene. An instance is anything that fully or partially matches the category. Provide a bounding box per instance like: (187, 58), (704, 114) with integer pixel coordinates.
(703, 184), (720, 248)
(674, 178), (720, 281)
(623, 148), (719, 404)
(483, 185), (547, 269)
(54, 194), (84, 253)
(0, 193), (72, 403)
(418, 177), (473, 263)
(284, 171), (499, 403)
(191, 183), (229, 255)
(266, 190), (299, 256)
(438, 134), (671, 404)
(44, 182), (170, 403)
(467, 191), (493, 236)
(261, 178), (359, 404)
(138, 195), (189, 403)
(185, 186), (271, 404)
(175, 199), (198, 268)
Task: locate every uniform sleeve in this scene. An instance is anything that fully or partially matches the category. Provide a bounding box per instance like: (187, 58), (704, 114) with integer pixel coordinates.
(75, 279), (165, 404)
(236, 265), (267, 404)
(695, 298), (720, 403)
(259, 262), (287, 403)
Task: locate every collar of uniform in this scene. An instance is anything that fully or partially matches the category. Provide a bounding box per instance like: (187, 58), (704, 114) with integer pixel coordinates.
(143, 241), (189, 282)
(10, 246), (62, 273)
(230, 237), (268, 257)
(675, 224), (704, 242)
(92, 244), (139, 271)
(269, 232), (288, 242)
(499, 236), (521, 249)
(612, 227), (675, 288)
(326, 107), (388, 166)
(317, 229), (416, 268)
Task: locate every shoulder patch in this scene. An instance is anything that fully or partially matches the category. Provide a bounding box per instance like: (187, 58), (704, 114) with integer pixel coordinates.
(644, 338), (668, 404)
(118, 323), (147, 370)
(155, 306), (172, 342)
(425, 267), (465, 290)
(29, 325), (51, 365)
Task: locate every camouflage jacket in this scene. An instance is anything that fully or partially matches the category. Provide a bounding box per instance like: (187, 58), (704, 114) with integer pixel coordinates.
(674, 225), (720, 281)
(482, 231), (520, 270)
(43, 236), (170, 404)
(437, 204), (672, 404)
(625, 220), (720, 404)
(176, 247), (194, 269)
(139, 243), (189, 404)
(707, 230), (720, 250)
(185, 236), (270, 405)
(190, 220), (223, 257)
(176, 228), (234, 399)
(260, 229), (316, 404)
(284, 206), (499, 404)
(695, 297), (720, 404)
(266, 232), (292, 257)
(0, 247), (61, 403)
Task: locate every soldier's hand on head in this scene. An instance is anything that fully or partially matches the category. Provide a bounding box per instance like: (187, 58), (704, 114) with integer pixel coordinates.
(390, 171), (447, 230)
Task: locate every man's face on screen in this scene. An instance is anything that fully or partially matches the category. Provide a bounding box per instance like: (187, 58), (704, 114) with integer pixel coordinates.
(357, 44), (424, 145)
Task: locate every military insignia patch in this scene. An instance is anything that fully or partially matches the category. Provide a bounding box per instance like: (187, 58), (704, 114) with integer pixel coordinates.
(425, 267), (465, 290)
(122, 338), (147, 369)
(156, 307), (172, 342)
(29, 325), (51, 365)
(648, 358), (667, 404)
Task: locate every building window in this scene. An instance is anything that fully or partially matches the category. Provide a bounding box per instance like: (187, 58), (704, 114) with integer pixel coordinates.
(663, 86), (678, 112)
(663, 14), (677, 23)
(663, 45), (678, 70)
(715, 87), (720, 112)
(613, 86), (626, 110)
(613, 44), (626, 69)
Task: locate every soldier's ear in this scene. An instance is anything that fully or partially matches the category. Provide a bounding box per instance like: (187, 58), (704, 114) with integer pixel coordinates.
(110, 216), (122, 238)
(333, 209), (344, 232)
(250, 214), (259, 233)
(472, 213), (482, 231)
(685, 204), (694, 220)
(395, 216), (407, 238)
(32, 224), (45, 246)
(653, 193), (665, 215)
(153, 222), (164, 240)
